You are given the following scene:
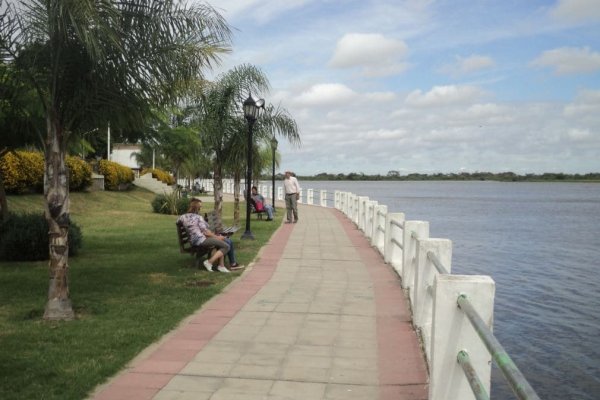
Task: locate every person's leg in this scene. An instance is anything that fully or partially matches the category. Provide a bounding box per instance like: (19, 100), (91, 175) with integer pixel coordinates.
(285, 195), (293, 222)
(201, 238), (230, 271)
(223, 237), (237, 265)
(291, 195), (298, 222)
(265, 204), (273, 220)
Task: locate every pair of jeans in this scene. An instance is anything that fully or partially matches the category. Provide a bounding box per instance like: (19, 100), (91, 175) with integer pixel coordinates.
(223, 237), (237, 265)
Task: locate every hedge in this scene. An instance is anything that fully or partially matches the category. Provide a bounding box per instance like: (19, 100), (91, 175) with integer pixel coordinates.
(98, 159), (135, 190)
(0, 151), (92, 194)
(0, 212), (83, 261)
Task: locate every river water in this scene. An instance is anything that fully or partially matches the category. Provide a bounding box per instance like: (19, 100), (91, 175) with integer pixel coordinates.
(272, 180), (600, 400)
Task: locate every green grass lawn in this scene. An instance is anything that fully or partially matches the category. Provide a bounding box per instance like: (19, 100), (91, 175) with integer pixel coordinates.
(0, 188), (282, 400)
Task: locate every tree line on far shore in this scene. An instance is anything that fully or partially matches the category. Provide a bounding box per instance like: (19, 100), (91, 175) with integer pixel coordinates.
(286, 171), (600, 182)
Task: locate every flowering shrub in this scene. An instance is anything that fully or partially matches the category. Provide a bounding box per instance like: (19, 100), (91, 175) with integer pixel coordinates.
(66, 155), (93, 191)
(98, 159), (134, 190)
(0, 151), (44, 193)
(141, 168), (175, 185)
(0, 151), (93, 193)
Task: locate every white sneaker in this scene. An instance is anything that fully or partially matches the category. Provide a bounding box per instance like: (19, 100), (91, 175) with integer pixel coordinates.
(203, 260), (213, 272)
(217, 266), (231, 273)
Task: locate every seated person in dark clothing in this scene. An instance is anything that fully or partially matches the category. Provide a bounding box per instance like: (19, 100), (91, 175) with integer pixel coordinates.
(251, 186), (274, 221)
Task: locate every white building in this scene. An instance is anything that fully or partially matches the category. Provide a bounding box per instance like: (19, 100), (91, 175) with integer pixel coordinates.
(110, 144), (142, 175)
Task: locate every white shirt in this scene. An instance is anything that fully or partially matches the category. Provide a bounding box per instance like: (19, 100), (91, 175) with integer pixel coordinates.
(283, 176), (300, 194)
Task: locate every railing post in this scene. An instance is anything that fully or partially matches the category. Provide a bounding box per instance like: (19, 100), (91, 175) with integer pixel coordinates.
(320, 190), (327, 207)
(414, 238), (452, 363)
(372, 205), (387, 253)
(384, 213), (405, 276)
(307, 188), (314, 205)
(357, 196), (369, 231)
(298, 188), (303, 204)
(430, 275), (495, 400)
(364, 200), (377, 239)
(277, 186), (283, 202)
(402, 220), (429, 303)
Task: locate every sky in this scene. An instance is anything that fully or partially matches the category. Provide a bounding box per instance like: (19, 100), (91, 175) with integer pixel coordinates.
(205, 0), (600, 175)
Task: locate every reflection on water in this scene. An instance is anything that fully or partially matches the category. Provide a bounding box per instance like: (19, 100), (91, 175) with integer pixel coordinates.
(290, 181), (600, 400)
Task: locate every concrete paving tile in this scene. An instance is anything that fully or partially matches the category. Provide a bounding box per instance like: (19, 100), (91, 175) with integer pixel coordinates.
(284, 354), (332, 369)
(221, 377), (274, 393)
(229, 364), (280, 380)
(152, 390), (212, 400)
(192, 349), (243, 364)
(238, 352), (286, 367)
(210, 390), (271, 400)
(329, 366), (379, 385)
(288, 344), (333, 357)
(280, 366), (330, 382)
(247, 342), (290, 355)
(160, 375), (223, 392)
(178, 361), (233, 377)
(269, 381), (327, 399)
(254, 331), (298, 345)
(332, 356), (377, 370)
(324, 383), (379, 399)
(275, 302), (311, 313)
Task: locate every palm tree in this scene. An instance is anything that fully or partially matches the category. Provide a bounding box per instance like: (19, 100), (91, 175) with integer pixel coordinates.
(227, 103), (300, 225)
(190, 64), (269, 216)
(0, 0), (231, 320)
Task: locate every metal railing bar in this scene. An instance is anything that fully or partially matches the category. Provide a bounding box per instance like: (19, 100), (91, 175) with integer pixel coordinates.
(377, 224), (385, 233)
(391, 237), (403, 250)
(427, 251), (449, 274)
(457, 350), (490, 400)
(411, 231), (419, 240)
(457, 295), (541, 400)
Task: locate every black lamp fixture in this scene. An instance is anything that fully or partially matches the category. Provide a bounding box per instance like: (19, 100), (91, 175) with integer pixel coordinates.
(270, 135), (278, 211)
(241, 94), (265, 240)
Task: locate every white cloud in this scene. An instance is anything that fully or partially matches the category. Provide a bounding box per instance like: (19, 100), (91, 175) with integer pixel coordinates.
(440, 55), (496, 76)
(564, 89), (600, 116)
(405, 85), (485, 107)
(567, 128), (593, 141)
(365, 91), (397, 102)
(550, 0), (600, 24)
(531, 47), (600, 74)
(294, 83), (357, 107)
(214, 0), (314, 24)
(329, 33), (409, 77)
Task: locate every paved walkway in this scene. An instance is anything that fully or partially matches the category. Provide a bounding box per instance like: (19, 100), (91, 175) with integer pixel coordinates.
(90, 205), (428, 400)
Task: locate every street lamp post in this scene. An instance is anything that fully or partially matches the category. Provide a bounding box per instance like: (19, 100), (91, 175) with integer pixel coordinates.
(270, 136), (278, 211)
(242, 94), (265, 240)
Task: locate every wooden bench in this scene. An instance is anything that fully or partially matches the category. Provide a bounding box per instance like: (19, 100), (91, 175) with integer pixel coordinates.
(176, 220), (212, 268)
(176, 211), (239, 268)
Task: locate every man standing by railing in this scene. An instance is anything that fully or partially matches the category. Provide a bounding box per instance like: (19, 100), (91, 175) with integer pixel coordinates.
(283, 170), (301, 223)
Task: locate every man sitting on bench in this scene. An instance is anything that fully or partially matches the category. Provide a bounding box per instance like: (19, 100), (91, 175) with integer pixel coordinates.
(177, 198), (239, 272)
(251, 186), (274, 221)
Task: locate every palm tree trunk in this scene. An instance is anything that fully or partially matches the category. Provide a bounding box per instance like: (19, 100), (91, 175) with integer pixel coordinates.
(0, 149), (8, 221)
(43, 115), (74, 321)
(233, 170), (241, 226)
(213, 163), (223, 216)
(0, 176), (7, 222)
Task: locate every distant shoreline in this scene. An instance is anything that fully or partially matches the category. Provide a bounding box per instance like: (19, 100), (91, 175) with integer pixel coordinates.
(284, 172), (600, 183)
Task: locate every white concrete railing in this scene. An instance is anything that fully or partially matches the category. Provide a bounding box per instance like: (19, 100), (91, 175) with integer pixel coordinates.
(331, 190), (539, 400)
(333, 190), (496, 400)
(189, 180), (534, 399)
